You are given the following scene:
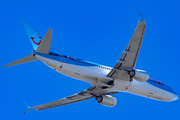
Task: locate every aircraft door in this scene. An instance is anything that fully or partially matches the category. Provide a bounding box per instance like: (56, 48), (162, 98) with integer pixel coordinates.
(61, 56), (65, 63)
(59, 56), (65, 70)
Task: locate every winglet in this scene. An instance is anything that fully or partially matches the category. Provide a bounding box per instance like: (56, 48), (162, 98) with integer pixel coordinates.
(22, 98), (32, 114)
(135, 6), (146, 23)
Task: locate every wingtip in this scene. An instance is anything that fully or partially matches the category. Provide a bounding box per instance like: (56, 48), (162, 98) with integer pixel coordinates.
(22, 98), (33, 114)
(23, 108), (33, 114)
(4, 64), (10, 67)
(22, 98), (30, 107)
(135, 6), (146, 23)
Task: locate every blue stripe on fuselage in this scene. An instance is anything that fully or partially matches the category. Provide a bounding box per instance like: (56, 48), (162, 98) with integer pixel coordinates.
(35, 52), (112, 70)
(147, 79), (177, 95)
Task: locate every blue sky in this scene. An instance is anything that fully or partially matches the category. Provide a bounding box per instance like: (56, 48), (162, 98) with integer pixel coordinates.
(1, 0), (180, 120)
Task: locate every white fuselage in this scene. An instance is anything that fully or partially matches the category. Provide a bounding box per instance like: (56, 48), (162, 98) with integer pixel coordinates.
(35, 53), (178, 101)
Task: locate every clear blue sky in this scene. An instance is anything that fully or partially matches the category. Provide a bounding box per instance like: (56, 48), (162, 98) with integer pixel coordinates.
(1, 0), (180, 120)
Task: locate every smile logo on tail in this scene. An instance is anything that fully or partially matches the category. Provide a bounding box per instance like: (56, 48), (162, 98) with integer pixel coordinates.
(30, 36), (41, 45)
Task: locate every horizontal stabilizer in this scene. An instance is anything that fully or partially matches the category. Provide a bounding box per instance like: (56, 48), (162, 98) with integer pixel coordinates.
(36, 28), (52, 54)
(4, 54), (37, 67)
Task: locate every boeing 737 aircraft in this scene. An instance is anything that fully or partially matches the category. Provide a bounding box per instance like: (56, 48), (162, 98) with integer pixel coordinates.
(4, 9), (178, 113)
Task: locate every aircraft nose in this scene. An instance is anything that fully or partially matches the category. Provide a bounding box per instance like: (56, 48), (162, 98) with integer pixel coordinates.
(169, 94), (179, 101)
(173, 95), (179, 101)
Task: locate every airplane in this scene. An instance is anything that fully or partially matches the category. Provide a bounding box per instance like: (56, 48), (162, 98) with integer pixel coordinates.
(4, 8), (178, 114)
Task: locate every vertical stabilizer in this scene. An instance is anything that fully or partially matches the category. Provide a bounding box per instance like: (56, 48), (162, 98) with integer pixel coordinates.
(35, 28), (52, 54)
(21, 18), (42, 50)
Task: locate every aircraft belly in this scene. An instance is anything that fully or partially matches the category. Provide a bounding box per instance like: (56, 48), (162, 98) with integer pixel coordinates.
(60, 63), (99, 83)
(160, 91), (176, 101)
(112, 79), (131, 92)
(126, 80), (164, 100)
(111, 79), (164, 100)
(36, 55), (106, 83)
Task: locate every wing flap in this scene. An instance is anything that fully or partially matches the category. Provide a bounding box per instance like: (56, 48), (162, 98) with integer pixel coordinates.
(122, 22), (146, 68)
(117, 21), (146, 69)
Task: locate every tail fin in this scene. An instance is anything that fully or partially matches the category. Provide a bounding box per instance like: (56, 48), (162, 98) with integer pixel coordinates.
(35, 28), (52, 54)
(21, 18), (42, 50)
(4, 19), (52, 67)
(21, 18), (52, 54)
(4, 54), (37, 67)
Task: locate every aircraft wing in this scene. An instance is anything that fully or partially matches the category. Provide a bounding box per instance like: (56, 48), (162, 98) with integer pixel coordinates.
(27, 87), (117, 112)
(107, 11), (146, 81)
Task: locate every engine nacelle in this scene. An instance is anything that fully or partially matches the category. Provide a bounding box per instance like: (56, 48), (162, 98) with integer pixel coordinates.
(130, 69), (149, 82)
(96, 95), (117, 107)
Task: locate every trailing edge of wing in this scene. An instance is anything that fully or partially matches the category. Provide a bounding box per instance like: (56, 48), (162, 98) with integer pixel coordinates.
(4, 54), (37, 67)
(36, 28), (52, 54)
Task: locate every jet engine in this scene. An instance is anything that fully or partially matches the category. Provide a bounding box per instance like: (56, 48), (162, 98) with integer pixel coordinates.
(129, 69), (149, 82)
(96, 95), (117, 107)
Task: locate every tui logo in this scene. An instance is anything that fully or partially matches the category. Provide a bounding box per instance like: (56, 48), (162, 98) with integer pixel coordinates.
(30, 36), (41, 45)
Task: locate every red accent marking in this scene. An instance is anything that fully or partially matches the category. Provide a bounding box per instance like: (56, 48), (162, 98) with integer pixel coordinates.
(39, 36), (41, 39)
(126, 87), (128, 90)
(30, 37), (41, 45)
(54, 69), (56, 70)
(60, 66), (62, 68)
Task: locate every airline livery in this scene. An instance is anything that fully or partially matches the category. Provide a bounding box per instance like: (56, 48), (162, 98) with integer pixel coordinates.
(4, 9), (178, 113)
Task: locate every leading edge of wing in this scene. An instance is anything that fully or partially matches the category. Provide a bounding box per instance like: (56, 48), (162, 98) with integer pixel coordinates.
(23, 91), (93, 113)
(23, 87), (118, 113)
